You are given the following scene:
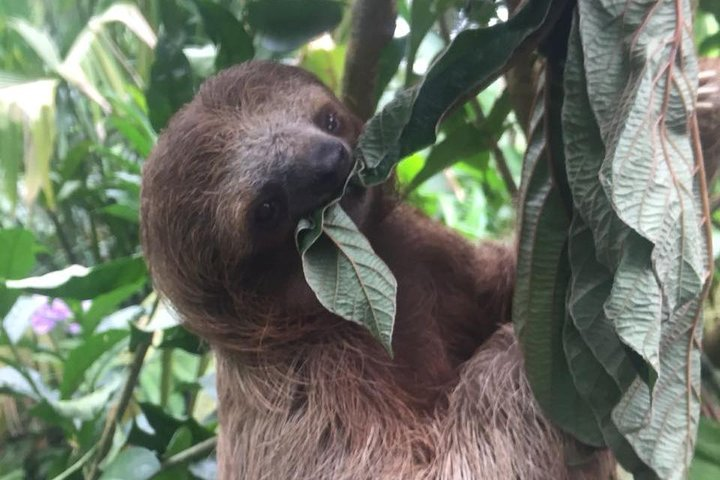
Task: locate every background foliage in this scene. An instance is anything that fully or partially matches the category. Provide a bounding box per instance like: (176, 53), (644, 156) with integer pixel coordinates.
(0, 1), (718, 479)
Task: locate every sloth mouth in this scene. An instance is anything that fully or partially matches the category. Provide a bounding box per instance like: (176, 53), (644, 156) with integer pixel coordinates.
(296, 180), (362, 219)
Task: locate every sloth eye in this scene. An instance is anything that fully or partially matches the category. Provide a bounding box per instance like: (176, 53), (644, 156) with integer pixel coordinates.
(324, 112), (340, 133)
(254, 200), (279, 225)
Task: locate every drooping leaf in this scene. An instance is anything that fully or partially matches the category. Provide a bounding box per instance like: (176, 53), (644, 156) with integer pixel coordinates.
(297, 204), (396, 353)
(558, 2), (710, 477)
(245, 0), (344, 52)
(0, 79), (58, 209)
(512, 72), (603, 447)
(357, 0), (554, 185)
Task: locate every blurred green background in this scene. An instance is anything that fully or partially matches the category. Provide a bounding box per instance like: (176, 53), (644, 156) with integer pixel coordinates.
(0, 1), (719, 479)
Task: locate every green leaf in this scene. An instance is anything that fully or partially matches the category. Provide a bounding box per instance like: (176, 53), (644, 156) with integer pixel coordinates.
(146, 36), (195, 132)
(100, 447), (161, 480)
(374, 36), (407, 103)
(512, 74), (603, 447)
(53, 378), (121, 420)
(357, 0), (554, 185)
(82, 284), (145, 333)
(690, 417), (720, 480)
(7, 19), (62, 70)
(0, 229), (36, 280)
(159, 326), (206, 354)
(60, 329), (128, 398)
(5, 256), (147, 300)
(559, 3), (709, 477)
(195, 0), (254, 69)
(297, 204), (396, 353)
(100, 204), (139, 224)
(164, 426), (193, 458)
(0, 229), (37, 316)
(405, 123), (489, 193)
(246, 0), (343, 52)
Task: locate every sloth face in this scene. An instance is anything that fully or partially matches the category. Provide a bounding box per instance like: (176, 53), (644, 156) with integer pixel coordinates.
(141, 61), (372, 301)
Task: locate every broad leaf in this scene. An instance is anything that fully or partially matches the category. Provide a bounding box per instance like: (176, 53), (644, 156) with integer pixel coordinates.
(513, 73), (603, 447)
(245, 0), (343, 52)
(558, 3), (709, 477)
(5, 256), (147, 300)
(357, 0), (554, 185)
(195, 0), (254, 69)
(297, 204), (396, 353)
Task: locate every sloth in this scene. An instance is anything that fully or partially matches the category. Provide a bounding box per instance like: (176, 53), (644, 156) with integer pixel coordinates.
(140, 61), (614, 479)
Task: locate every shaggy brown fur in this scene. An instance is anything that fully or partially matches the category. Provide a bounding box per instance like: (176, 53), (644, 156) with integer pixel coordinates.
(141, 61), (613, 479)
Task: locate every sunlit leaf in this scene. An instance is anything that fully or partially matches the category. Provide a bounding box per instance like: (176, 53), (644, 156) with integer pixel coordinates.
(5, 256), (147, 300)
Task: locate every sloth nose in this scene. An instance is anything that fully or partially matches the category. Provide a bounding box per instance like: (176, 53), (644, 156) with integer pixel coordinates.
(308, 140), (352, 190)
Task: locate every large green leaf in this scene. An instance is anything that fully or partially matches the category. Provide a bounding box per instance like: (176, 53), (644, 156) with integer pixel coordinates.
(245, 0), (343, 52)
(297, 204), (396, 353)
(5, 256), (147, 300)
(559, 2), (709, 477)
(512, 73), (603, 447)
(357, 0), (554, 185)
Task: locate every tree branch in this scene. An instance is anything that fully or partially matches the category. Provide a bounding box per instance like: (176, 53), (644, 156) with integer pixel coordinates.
(159, 436), (218, 472)
(341, 0), (396, 121)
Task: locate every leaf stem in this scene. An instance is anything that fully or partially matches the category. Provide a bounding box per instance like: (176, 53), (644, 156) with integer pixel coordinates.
(160, 348), (173, 408)
(159, 436), (218, 472)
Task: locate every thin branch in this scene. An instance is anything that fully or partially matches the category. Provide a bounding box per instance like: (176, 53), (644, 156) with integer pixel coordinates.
(159, 436), (218, 472)
(341, 0), (396, 121)
(46, 208), (79, 264)
(468, 100), (518, 197)
(86, 298), (160, 480)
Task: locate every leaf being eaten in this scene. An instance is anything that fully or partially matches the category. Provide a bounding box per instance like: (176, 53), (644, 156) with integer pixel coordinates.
(297, 204), (396, 354)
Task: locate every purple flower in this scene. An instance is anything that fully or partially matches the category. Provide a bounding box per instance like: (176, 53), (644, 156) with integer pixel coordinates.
(31, 298), (72, 335)
(66, 322), (81, 335)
